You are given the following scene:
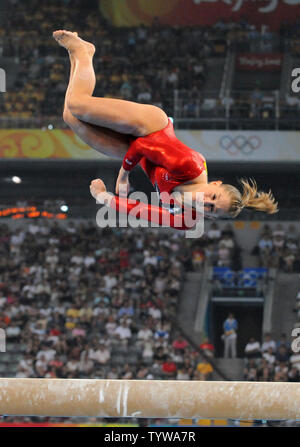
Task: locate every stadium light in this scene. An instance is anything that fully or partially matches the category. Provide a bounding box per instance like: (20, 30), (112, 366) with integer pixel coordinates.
(12, 176), (22, 184)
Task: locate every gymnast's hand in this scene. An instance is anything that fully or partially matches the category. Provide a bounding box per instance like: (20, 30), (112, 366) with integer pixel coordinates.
(115, 166), (129, 197)
(90, 178), (107, 200)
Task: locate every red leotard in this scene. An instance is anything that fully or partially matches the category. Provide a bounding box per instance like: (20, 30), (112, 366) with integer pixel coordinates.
(109, 119), (207, 230)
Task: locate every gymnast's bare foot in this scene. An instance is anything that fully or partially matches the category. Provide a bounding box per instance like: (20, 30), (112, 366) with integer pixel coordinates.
(52, 30), (95, 56)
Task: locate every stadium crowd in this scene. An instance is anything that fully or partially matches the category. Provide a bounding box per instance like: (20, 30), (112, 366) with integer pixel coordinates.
(1, 0), (300, 126)
(243, 333), (300, 382)
(0, 220), (217, 385)
(0, 217), (299, 425)
(0, 0), (212, 120)
(255, 223), (300, 272)
(1, 218), (297, 382)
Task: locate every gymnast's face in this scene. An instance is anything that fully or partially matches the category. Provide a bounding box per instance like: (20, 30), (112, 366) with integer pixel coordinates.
(194, 181), (231, 217)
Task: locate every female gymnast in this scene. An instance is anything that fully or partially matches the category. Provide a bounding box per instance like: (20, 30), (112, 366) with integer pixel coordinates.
(53, 30), (278, 230)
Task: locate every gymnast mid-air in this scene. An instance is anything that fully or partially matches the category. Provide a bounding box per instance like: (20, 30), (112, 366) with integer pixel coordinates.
(53, 30), (278, 230)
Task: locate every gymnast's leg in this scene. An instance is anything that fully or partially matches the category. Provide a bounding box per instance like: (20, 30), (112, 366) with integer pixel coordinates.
(62, 35), (130, 159)
(53, 30), (168, 137)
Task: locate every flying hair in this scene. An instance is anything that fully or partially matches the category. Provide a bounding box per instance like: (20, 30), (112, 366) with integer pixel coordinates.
(222, 178), (278, 218)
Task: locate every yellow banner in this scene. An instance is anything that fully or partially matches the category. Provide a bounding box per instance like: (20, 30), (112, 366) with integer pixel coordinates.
(2, 128), (299, 161)
(99, 0), (180, 27)
(0, 129), (107, 159)
(98, 0), (300, 30)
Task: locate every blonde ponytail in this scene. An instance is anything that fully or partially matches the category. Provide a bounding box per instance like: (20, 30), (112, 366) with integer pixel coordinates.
(222, 178), (278, 218)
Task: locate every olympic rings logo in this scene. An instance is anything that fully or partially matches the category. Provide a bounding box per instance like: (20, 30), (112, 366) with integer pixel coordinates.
(219, 135), (261, 155)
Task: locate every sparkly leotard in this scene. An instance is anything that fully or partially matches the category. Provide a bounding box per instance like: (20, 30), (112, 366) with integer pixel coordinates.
(109, 119), (207, 230)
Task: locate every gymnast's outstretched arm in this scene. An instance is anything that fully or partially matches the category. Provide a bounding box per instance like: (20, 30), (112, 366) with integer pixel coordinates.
(90, 179), (199, 231)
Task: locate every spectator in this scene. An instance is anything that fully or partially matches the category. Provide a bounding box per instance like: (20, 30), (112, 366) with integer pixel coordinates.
(36, 344), (56, 363)
(276, 345), (290, 363)
(196, 358), (213, 380)
(16, 366), (31, 378)
(219, 234), (235, 250)
(136, 365), (151, 379)
(105, 316), (117, 336)
(172, 336), (188, 351)
(289, 352), (300, 371)
(154, 335), (169, 351)
(35, 354), (48, 374)
(18, 353), (34, 376)
(244, 337), (261, 360)
(137, 325), (153, 343)
(272, 224), (285, 239)
(288, 366), (300, 382)
(142, 340), (154, 360)
(114, 321), (132, 341)
(222, 313), (238, 358)
(274, 362), (289, 381)
(199, 337), (215, 358)
(161, 356), (177, 377)
(244, 359), (258, 381)
(88, 343), (111, 365)
(121, 364), (134, 380)
(192, 246), (205, 271)
(261, 333), (276, 354)
(148, 306), (162, 321)
(154, 322), (169, 340)
(118, 299), (135, 318)
(257, 358), (273, 381)
(107, 367), (119, 380)
(262, 347), (276, 365)
(154, 346), (167, 362)
(66, 357), (80, 374)
(170, 347), (184, 364)
(282, 249), (296, 272)
(276, 334), (290, 352)
(176, 367), (191, 380)
(207, 223), (221, 242)
(217, 242), (231, 267)
(78, 351), (94, 376)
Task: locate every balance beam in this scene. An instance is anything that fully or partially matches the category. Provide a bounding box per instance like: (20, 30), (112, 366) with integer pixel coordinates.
(0, 378), (298, 420)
